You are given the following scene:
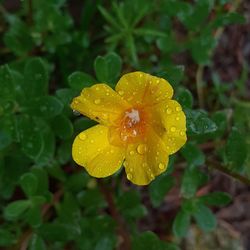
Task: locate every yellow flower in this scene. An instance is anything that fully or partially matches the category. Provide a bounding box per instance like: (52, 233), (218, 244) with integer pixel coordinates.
(71, 71), (187, 185)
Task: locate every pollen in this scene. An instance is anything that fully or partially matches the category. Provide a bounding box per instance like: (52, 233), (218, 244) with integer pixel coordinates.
(119, 107), (147, 143)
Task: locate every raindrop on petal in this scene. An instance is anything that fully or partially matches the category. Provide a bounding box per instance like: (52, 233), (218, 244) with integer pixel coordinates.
(79, 133), (87, 140)
(137, 144), (147, 155)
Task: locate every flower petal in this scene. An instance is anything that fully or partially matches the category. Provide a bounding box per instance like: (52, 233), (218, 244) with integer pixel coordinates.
(150, 100), (187, 154)
(115, 71), (173, 106)
(124, 128), (169, 185)
(72, 125), (125, 178)
(71, 84), (129, 126)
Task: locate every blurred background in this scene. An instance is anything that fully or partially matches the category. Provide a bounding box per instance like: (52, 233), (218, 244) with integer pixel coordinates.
(0, 0), (250, 250)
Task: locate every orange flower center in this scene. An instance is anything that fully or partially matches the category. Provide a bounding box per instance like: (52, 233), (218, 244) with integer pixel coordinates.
(119, 107), (148, 143)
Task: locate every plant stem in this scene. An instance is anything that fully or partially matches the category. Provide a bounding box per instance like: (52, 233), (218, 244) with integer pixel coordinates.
(207, 158), (250, 186)
(196, 65), (205, 109)
(98, 180), (131, 250)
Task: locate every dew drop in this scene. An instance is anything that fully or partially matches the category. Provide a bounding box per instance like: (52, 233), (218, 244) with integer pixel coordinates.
(137, 144), (147, 155)
(110, 149), (114, 153)
(176, 106), (181, 112)
(129, 150), (135, 155)
(73, 110), (80, 116)
(129, 168), (133, 172)
(118, 90), (124, 96)
(94, 99), (101, 104)
(170, 126), (176, 132)
(79, 133), (87, 140)
(175, 116), (180, 121)
(159, 163), (165, 170)
(180, 131), (185, 136)
(90, 139), (94, 143)
(127, 173), (133, 180)
(166, 108), (172, 114)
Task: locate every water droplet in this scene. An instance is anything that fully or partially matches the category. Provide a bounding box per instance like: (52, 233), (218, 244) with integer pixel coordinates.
(73, 110), (80, 116)
(166, 108), (172, 114)
(150, 173), (154, 179)
(127, 173), (133, 180)
(129, 168), (133, 172)
(95, 87), (100, 91)
(180, 131), (185, 136)
(139, 73), (143, 78)
(156, 79), (160, 84)
(90, 139), (94, 143)
(142, 163), (147, 167)
(137, 144), (147, 154)
(175, 116), (180, 121)
(170, 126), (176, 132)
(132, 92), (136, 96)
(106, 92), (110, 96)
(159, 163), (165, 170)
(94, 99), (101, 104)
(156, 151), (160, 155)
(102, 114), (108, 119)
(110, 149), (114, 153)
(118, 90), (124, 96)
(129, 151), (135, 155)
(79, 133), (87, 140)
(176, 106), (181, 112)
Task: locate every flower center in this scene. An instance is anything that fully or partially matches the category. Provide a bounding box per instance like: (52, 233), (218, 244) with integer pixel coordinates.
(119, 107), (147, 143)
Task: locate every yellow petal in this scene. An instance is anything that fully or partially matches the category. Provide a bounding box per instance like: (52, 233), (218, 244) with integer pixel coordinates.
(150, 100), (187, 154)
(71, 84), (129, 126)
(72, 125), (125, 178)
(115, 71), (173, 106)
(124, 128), (169, 185)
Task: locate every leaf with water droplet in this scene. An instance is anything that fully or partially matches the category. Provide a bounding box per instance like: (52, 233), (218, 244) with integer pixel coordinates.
(68, 71), (96, 91)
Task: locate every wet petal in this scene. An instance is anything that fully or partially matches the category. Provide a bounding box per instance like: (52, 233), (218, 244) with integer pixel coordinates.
(71, 84), (129, 126)
(124, 128), (169, 185)
(72, 125), (125, 177)
(115, 72), (173, 106)
(150, 100), (187, 154)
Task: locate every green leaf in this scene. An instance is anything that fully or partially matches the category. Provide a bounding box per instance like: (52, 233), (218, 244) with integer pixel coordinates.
(4, 200), (31, 220)
(0, 65), (15, 99)
(199, 192), (232, 207)
(0, 129), (12, 150)
(24, 58), (48, 97)
(38, 222), (80, 242)
(26, 205), (42, 228)
(28, 234), (46, 250)
(51, 115), (73, 139)
(176, 87), (193, 109)
(16, 116), (55, 165)
(186, 109), (218, 136)
(31, 168), (49, 197)
(98, 5), (121, 30)
(193, 204), (217, 232)
(134, 28), (166, 37)
(190, 33), (216, 65)
(211, 110), (227, 138)
(26, 96), (63, 119)
(132, 231), (165, 250)
(68, 71), (96, 90)
(173, 209), (191, 238)
(181, 142), (205, 167)
(225, 127), (247, 171)
(158, 65), (185, 87)
(149, 174), (175, 207)
(212, 12), (245, 28)
(117, 190), (147, 220)
(181, 168), (208, 198)
(20, 173), (38, 197)
(0, 229), (16, 247)
(4, 17), (34, 55)
(94, 52), (122, 84)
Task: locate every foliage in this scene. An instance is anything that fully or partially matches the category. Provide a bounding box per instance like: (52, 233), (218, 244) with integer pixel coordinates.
(0, 0), (248, 249)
